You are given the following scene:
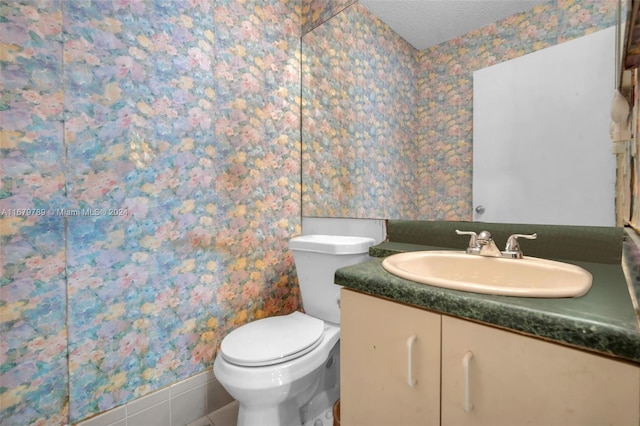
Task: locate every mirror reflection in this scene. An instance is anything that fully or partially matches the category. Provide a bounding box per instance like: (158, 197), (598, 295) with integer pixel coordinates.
(301, 0), (619, 223)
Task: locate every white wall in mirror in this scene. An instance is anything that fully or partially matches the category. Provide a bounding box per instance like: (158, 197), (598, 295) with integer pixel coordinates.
(473, 26), (616, 226)
(302, 217), (387, 244)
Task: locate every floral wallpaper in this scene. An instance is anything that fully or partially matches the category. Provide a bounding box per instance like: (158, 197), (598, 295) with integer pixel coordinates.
(1, 0), (301, 424)
(302, 0), (619, 220)
(301, 0), (354, 34)
(635, 70), (640, 228)
(1, 0), (68, 424)
(1, 0), (627, 424)
(302, 2), (420, 218)
(418, 0), (619, 220)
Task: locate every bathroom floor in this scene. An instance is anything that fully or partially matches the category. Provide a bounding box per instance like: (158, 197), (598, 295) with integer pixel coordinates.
(187, 401), (239, 426)
(187, 402), (336, 426)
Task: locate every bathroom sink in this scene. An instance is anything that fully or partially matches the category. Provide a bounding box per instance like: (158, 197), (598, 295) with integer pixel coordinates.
(381, 251), (592, 298)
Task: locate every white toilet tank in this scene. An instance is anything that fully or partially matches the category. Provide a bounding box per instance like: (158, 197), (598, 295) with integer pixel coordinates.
(289, 235), (376, 325)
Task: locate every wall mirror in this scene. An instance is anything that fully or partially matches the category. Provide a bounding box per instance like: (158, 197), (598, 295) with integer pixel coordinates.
(301, 0), (621, 225)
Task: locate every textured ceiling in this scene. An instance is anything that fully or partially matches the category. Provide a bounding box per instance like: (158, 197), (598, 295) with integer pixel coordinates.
(359, 0), (551, 50)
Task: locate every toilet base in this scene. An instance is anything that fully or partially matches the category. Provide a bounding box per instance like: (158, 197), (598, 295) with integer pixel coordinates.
(237, 398), (301, 426)
(300, 343), (340, 424)
(301, 387), (339, 426)
(302, 405), (335, 426)
(236, 362), (323, 426)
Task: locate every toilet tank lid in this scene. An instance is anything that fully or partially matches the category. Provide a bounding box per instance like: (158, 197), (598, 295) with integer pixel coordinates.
(289, 235), (376, 254)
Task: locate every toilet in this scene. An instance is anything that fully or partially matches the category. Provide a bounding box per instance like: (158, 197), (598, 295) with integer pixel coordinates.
(213, 234), (375, 426)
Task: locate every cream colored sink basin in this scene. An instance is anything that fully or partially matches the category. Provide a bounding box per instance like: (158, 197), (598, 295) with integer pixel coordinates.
(381, 251), (592, 298)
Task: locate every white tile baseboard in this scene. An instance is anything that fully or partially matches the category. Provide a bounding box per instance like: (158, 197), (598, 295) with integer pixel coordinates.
(77, 370), (234, 426)
(207, 401), (239, 426)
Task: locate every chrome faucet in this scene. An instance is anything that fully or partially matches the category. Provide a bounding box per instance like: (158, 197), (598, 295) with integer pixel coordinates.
(456, 230), (537, 259)
(455, 230), (481, 254)
(502, 233), (538, 258)
(476, 231), (502, 257)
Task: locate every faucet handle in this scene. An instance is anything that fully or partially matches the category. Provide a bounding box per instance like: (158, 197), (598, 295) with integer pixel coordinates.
(456, 230), (480, 254)
(504, 233), (537, 258)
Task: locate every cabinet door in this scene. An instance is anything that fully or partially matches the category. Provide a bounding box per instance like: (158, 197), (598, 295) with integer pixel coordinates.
(341, 290), (441, 426)
(442, 316), (640, 426)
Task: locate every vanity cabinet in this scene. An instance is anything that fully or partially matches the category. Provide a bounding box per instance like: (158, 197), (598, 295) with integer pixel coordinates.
(441, 316), (640, 426)
(340, 288), (441, 426)
(341, 289), (640, 426)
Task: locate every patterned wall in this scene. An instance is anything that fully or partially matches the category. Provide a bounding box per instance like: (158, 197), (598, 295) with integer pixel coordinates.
(302, 0), (619, 220)
(301, 0), (354, 34)
(418, 0), (619, 220)
(0, 0), (626, 424)
(1, 0), (301, 424)
(302, 2), (420, 218)
(1, 1), (68, 423)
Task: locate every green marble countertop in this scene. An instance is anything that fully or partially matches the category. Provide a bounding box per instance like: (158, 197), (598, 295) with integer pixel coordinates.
(335, 243), (640, 365)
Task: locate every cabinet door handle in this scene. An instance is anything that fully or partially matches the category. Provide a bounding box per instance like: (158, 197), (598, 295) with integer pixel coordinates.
(407, 335), (417, 387)
(462, 351), (474, 412)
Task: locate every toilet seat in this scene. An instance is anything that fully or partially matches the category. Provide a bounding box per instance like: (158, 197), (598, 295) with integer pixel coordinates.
(220, 312), (325, 367)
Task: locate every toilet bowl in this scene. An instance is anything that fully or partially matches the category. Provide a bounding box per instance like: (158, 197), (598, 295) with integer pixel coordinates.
(214, 313), (340, 426)
(213, 235), (375, 426)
